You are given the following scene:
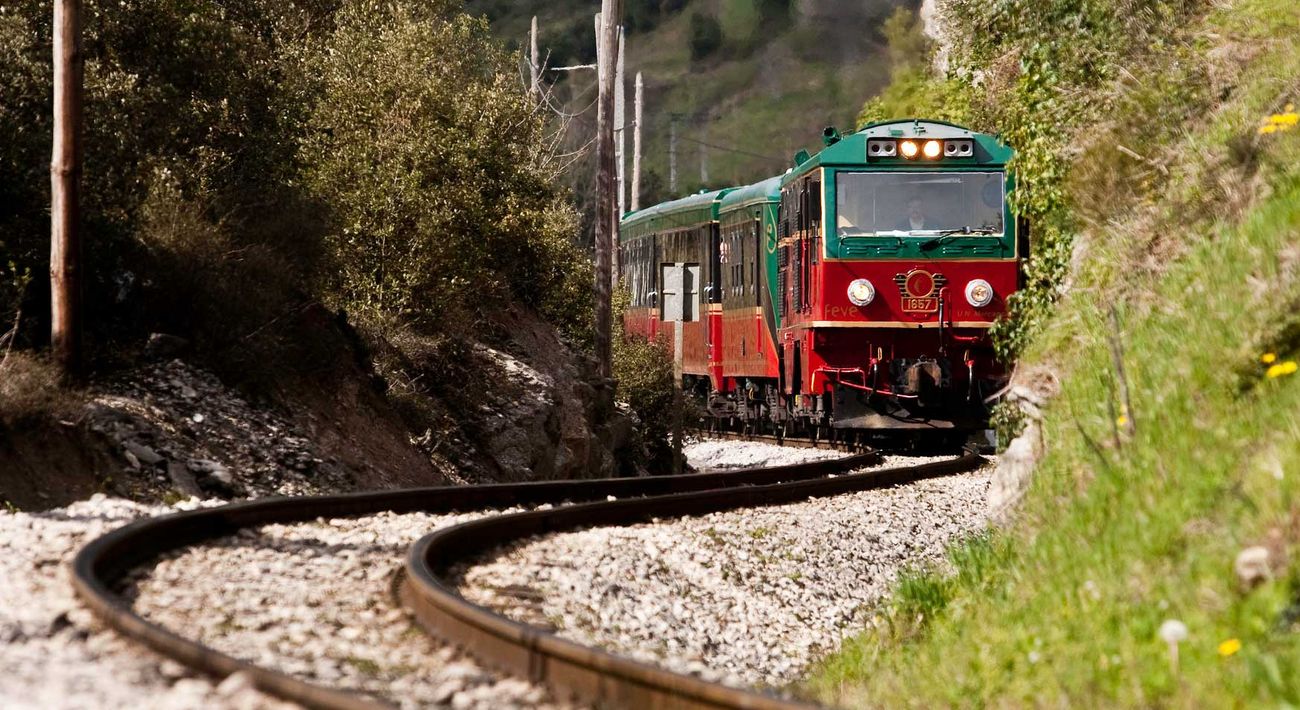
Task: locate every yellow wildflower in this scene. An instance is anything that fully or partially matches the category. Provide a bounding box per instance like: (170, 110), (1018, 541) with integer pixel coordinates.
(1262, 352), (1277, 364)
(1260, 124), (1278, 135)
(1218, 638), (1242, 657)
(1266, 361), (1298, 379)
(1116, 414), (1129, 428)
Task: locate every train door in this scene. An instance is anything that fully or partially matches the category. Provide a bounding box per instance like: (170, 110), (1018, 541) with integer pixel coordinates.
(660, 262), (699, 323)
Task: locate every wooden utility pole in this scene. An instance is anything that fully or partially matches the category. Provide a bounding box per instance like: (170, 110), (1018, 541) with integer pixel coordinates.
(528, 16), (540, 97)
(614, 26), (626, 217)
(51, 0), (83, 376)
(631, 71), (643, 212)
(593, 1), (621, 382)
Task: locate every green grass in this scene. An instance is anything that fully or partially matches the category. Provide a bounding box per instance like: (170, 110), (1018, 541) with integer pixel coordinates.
(803, 0), (1300, 706)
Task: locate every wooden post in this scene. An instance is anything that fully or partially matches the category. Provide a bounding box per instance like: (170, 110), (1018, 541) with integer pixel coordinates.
(593, 1), (621, 383)
(529, 16), (540, 97)
(615, 26), (626, 218)
(631, 72), (643, 212)
(51, 0), (83, 376)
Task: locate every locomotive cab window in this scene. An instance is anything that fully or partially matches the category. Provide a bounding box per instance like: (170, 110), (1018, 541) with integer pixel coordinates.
(835, 171), (1005, 237)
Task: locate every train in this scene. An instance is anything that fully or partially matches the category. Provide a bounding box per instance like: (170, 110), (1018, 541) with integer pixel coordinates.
(617, 119), (1021, 443)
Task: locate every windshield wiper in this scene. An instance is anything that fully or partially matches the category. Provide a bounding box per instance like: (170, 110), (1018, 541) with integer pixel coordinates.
(918, 226), (997, 250)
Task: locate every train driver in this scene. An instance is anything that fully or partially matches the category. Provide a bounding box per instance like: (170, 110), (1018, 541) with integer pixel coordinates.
(895, 197), (930, 232)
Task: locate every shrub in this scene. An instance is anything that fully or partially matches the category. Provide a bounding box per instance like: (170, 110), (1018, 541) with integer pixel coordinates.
(856, 8), (970, 130)
(688, 12), (723, 61)
(612, 290), (681, 472)
(0, 351), (80, 427)
(300, 2), (591, 338)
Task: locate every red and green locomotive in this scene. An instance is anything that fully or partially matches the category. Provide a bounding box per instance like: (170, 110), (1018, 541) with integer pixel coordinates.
(618, 119), (1020, 439)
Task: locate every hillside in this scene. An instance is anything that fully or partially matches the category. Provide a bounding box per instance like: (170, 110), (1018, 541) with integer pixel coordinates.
(468, 0), (915, 196)
(0, 1), (646, 510)
(804, 0), (1300, 705)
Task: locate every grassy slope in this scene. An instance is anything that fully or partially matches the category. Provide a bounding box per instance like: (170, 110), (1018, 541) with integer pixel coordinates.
(469, 0), (903, 192)
(807, 0), (1300, 706)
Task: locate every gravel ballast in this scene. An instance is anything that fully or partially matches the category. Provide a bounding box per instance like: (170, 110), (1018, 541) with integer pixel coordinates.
(129, 509), (572, 710)
(681, 438), (847, 470)
(2, 439), (981, 707)
(460, 455), (989, 690)
(0, 495), (289, 709)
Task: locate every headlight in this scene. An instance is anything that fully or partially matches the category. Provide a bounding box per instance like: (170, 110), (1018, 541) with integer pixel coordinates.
(899, 140), (919, 159)
(847, 278), (875, 307)
(923, 140), (942, 158)
(965, 279), (994, 308)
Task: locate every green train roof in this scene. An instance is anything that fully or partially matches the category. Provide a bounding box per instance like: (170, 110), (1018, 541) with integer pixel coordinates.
(719, 175), (781, 212)
(781, 119), (1013, 186)
(620, 187), (732, 241)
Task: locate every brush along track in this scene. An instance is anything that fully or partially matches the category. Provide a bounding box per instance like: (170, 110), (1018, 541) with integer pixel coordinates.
(72, 448), (981, 709)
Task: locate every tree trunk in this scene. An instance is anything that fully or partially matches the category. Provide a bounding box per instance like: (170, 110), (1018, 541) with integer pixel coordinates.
(51, 0), (84, 377)
(593, 1), (621, 383)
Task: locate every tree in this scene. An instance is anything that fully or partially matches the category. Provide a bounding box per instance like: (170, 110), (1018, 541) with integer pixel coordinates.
(299, 3), (589, 336)
(688, 12), (722, 61)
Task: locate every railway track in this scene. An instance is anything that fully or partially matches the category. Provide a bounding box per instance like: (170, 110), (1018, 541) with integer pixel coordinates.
(72, 447), (983, 710)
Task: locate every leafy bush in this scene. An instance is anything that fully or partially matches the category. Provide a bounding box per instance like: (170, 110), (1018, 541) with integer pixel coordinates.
(855, 8), (969, 134)
(688, 12), (723, 61)
(300, 3), (590, 338)
(0, 0), (337, 360)
(612, 289), (681, 472)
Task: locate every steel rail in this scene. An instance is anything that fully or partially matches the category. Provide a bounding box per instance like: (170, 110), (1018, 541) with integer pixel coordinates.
(70, 451), (882, 710)
(401, 449), (983, 710)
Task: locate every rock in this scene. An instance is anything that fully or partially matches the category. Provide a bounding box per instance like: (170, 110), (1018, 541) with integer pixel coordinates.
(1235, 546), (1271, 588)
(143, 332), (189, 359)
(186, 459), (224, 475)
(196, 468), (237, 497)
(166, 461), (203, 498)
(123, 441), (164, 466)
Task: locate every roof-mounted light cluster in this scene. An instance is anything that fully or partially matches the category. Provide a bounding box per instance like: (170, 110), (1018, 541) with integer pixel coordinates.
(867, 138), (974, 161)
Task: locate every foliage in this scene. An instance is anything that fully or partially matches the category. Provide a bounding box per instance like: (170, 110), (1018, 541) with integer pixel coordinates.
(0, 351), (81, 427)
(855, 8), (968, 134)
(299, 3), (589, 338)
(611, 289), (681, 472)
(0, 0), (340, 365)
(540, 14), (596, 68)
(809, 0), (1300, 705)
(688, 12), (723, 61)
(0, 0), (593, 384)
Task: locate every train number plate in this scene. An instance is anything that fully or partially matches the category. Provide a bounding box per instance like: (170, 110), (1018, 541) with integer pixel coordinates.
(902, 297), (938, 313)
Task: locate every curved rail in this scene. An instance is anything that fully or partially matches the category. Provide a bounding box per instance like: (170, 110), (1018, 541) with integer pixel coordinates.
(401, 450), (983, 709)
(70, 451), (882, 709)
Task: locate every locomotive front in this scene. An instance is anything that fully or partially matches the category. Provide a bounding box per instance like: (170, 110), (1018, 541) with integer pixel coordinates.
(779, 120), (1018, 432)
